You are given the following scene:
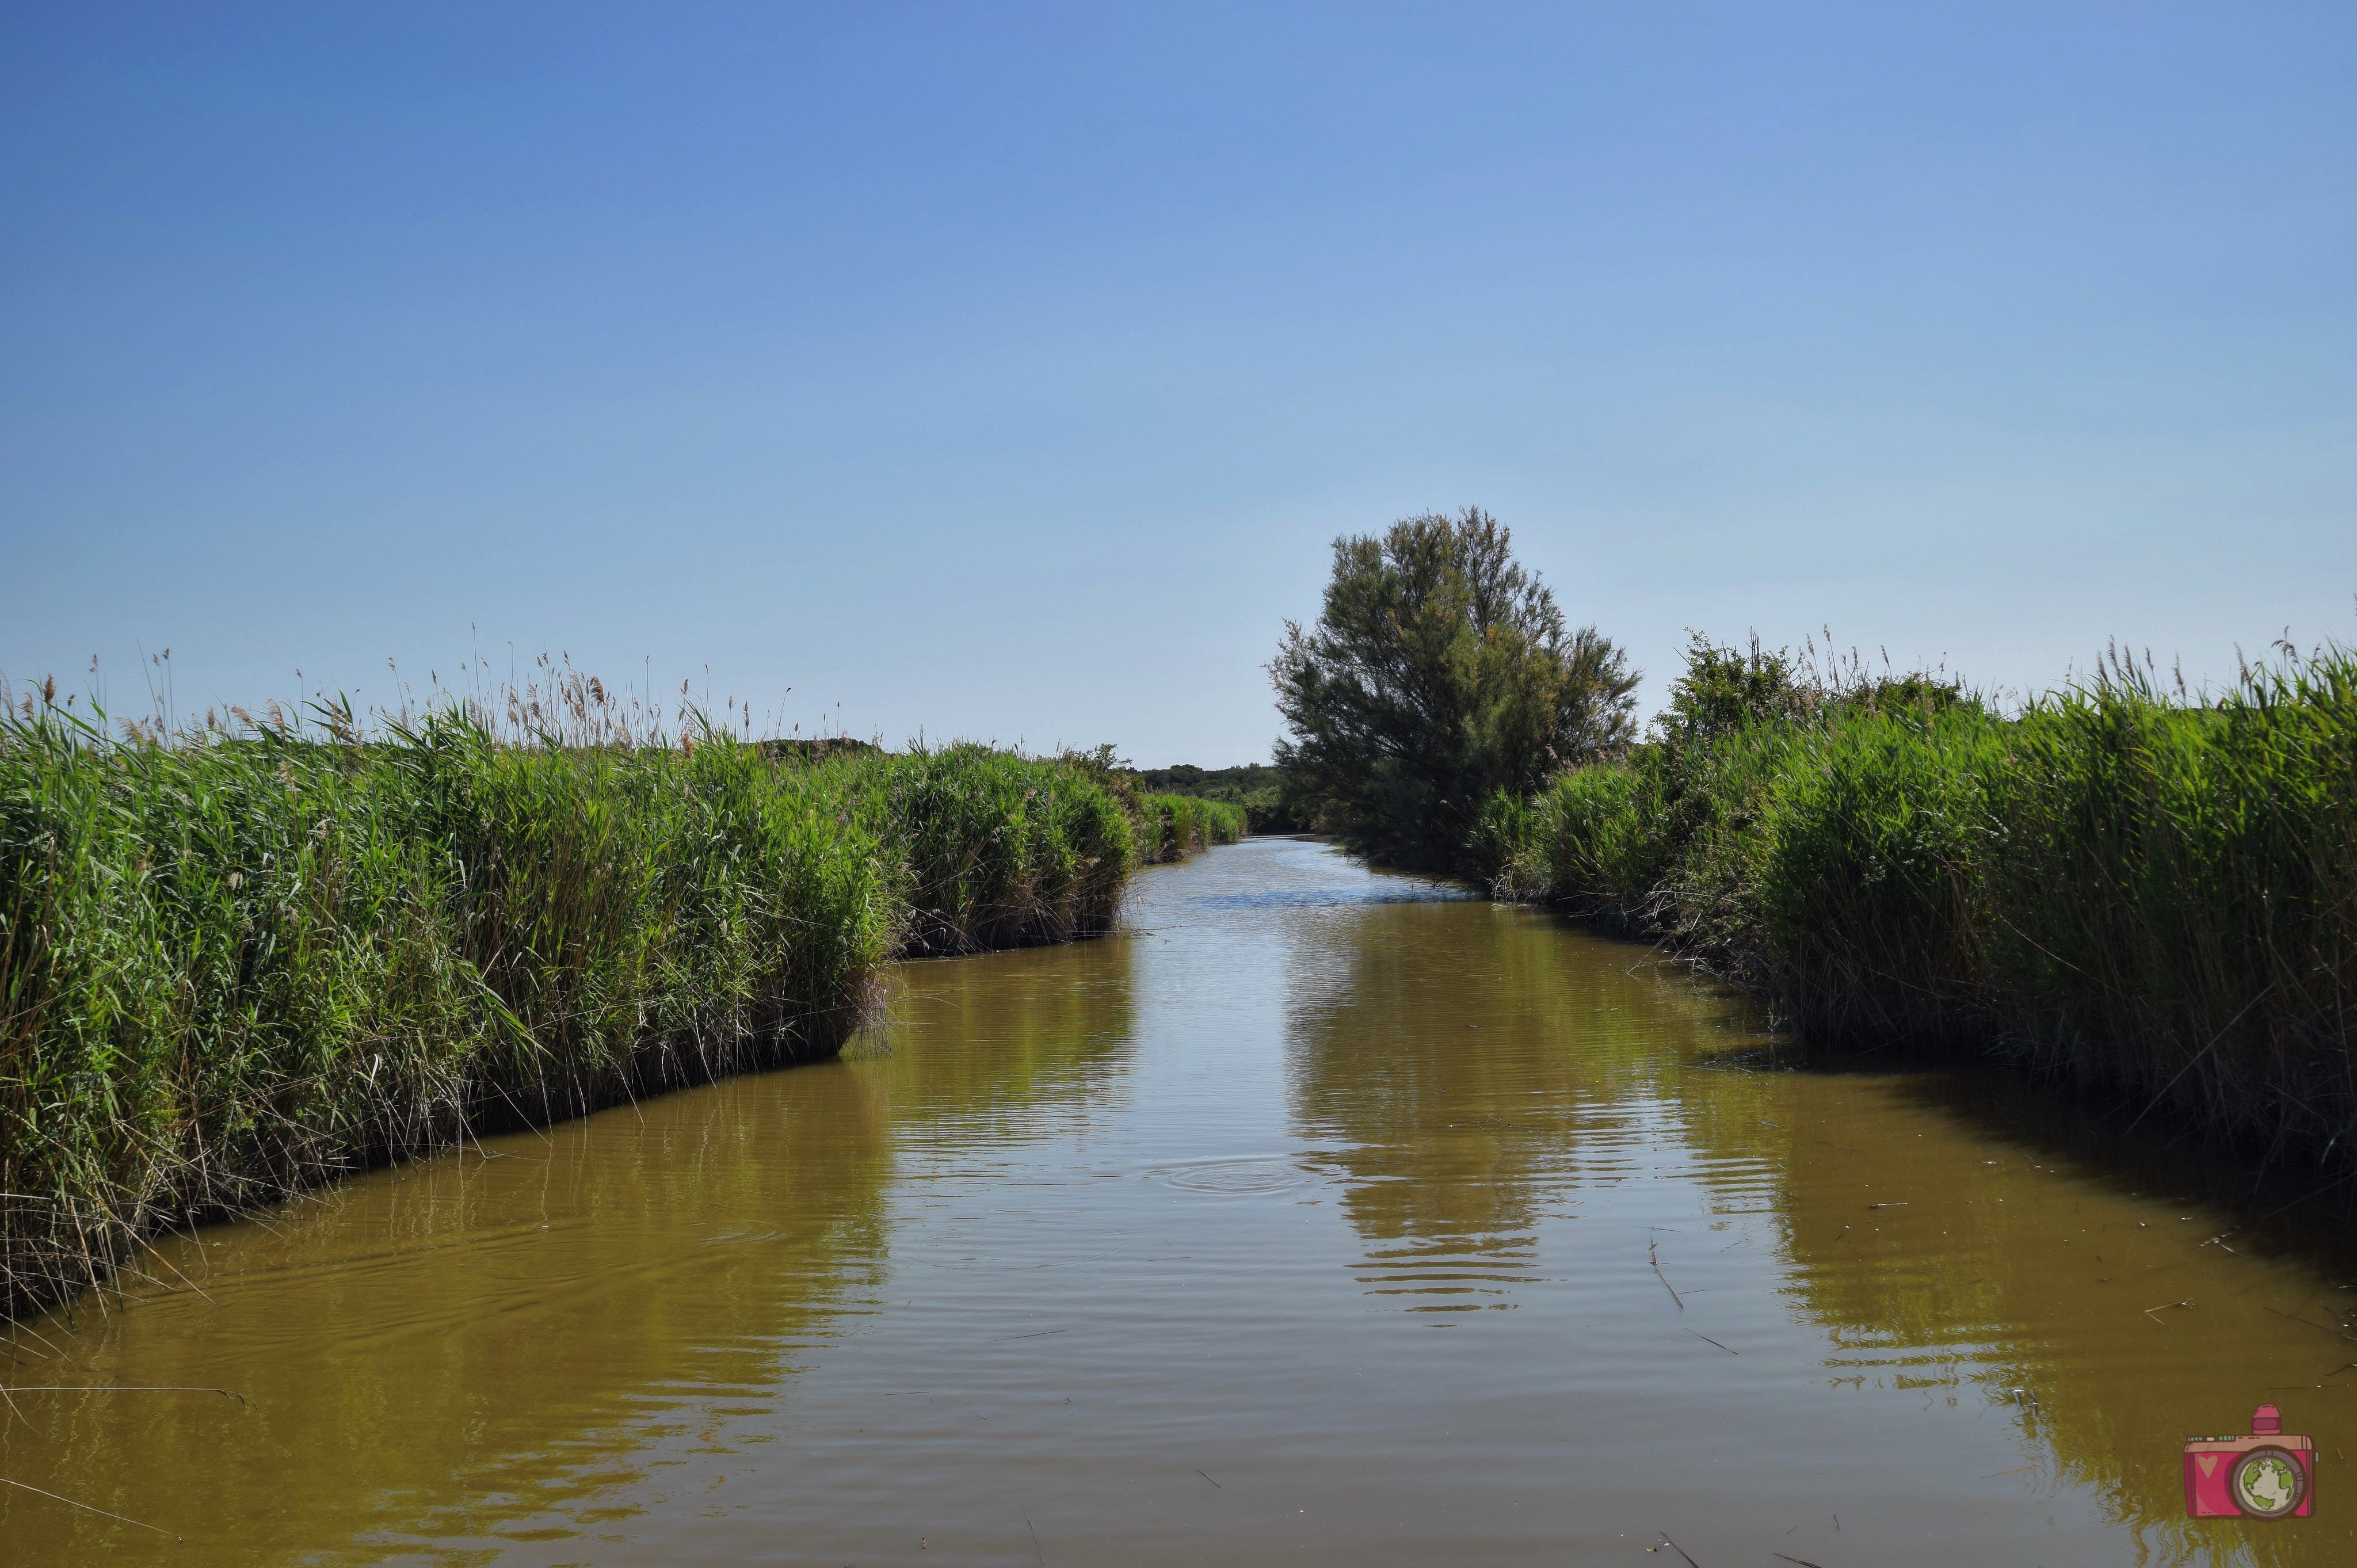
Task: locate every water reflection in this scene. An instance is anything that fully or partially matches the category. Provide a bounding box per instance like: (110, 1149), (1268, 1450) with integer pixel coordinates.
(1286, 899), (1768, 1302)
(857, 933), (1139, 1132)
(1287, 883), (2357, 1563)
(6, 840), (2357, 1565)
(0, 921), (1139, 1564)
(1764, 1065), (2357, 1568)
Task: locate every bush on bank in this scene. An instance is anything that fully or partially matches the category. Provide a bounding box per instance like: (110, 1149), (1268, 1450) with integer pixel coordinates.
(1476, 642), (2357, 1163)
(0, 711), (1193, 1320)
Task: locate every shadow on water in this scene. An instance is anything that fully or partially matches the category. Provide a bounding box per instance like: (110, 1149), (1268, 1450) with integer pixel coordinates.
(1879, 1059), (2357, 1278)
(1721, 1010), (2357, 1566)
(1756, 1052), (2357, 1568)
(1746, 1054), (2357, 1568)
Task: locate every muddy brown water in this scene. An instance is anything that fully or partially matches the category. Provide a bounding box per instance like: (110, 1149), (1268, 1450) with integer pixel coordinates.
(6, 837), (2357, 1566)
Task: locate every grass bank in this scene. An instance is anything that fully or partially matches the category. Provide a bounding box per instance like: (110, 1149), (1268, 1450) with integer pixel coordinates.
(1475, 646), (2357, 1165)
(0, 704), (1212, 1322)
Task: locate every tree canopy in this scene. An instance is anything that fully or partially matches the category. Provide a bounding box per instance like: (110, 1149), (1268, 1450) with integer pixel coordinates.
(1271, 509), (1637, 871)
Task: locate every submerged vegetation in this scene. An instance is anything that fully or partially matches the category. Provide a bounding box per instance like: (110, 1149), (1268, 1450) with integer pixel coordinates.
(0, 676), (1230, 1322)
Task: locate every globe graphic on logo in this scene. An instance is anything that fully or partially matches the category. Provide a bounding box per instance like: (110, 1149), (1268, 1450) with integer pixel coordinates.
(2230, 1449), (2305, 1518)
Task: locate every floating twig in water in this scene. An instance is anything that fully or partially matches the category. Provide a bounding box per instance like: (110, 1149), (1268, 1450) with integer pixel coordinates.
(1196, 1469), (1222, 1488)
(0, 1384), (249, 1407)
(1775, 1555), (1828, 1568)
(2261, 1304), (2357, 1344)
(2145, 1298), (2194, 1325)
(1684, 1327), (1738, 1355)
(1656, 1531), (1702, 1566)
(0, 1475), (179, 1539)
(1650, 1241), (1683, 1309)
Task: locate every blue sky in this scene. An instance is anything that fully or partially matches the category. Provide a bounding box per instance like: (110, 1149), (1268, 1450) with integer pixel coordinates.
(4, 4), (2352, 764)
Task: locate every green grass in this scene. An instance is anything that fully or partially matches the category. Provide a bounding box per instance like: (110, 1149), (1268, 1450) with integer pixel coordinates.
(0, 700), (1207, 1321)
(1479, 648), (2357, 1162)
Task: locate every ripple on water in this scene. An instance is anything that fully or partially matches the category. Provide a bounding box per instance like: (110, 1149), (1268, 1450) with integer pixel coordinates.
(1144, 1155), (1321, 1195)
(1188, 885), (1472, 911)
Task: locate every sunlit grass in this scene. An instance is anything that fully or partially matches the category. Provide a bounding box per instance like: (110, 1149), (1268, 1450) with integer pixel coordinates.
(0, 672), (1212, 1321)
(1136, 792), (1247, 864)
(1482, 646), (2357, 1161)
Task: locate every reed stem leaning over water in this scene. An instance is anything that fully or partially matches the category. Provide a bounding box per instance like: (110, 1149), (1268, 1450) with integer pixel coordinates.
(0, 684), (1235, 1325)
(1473, 642), (2357, 1166)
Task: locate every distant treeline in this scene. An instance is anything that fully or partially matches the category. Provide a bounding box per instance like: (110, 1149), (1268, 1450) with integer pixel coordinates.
(1132, 788), (1251, 860)
(1131, 763), (1306, 834)
(0, 700), (1237, 1323)
(1272, 509), (2357, 1168)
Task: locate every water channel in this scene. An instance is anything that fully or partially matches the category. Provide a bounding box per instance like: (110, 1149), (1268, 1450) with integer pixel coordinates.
(5, 837), (2356, 1565)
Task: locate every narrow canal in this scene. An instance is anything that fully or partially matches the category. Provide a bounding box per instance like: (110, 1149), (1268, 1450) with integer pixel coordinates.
(4, 838), (2353, 1565)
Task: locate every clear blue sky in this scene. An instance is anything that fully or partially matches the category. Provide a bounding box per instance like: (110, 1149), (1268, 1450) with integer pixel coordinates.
(5, 5), (2352, 765)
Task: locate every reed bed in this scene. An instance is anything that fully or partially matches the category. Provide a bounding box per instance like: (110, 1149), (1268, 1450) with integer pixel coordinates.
(0, 682), (1195, 1322)
(1479, 647), (2357, 1165)
(1135, 792), (1248, 864)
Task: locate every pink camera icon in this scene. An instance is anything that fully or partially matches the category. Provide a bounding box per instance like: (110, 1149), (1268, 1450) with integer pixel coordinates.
(2184, 1404), (2314, 1519)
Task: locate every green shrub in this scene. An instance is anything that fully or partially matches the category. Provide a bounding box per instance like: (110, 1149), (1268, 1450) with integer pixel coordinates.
(1272, 510), (1637, 871)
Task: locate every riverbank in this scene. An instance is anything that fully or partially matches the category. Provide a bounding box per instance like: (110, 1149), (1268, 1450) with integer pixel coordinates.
(18, 835), (2357, 1565)
(1475, 646), (2357, 1167)
(0, 709), (1234, 1322)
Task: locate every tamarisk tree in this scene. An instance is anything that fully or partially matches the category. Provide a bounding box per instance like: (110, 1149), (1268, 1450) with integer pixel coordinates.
(1271, 509), (1637, 871)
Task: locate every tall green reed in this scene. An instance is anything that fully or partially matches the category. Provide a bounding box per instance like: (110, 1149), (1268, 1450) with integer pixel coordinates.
(1135, 792), (1248, 864)
(1483, 646), (2357, 1163)
(0, 682), (1197, 1322)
